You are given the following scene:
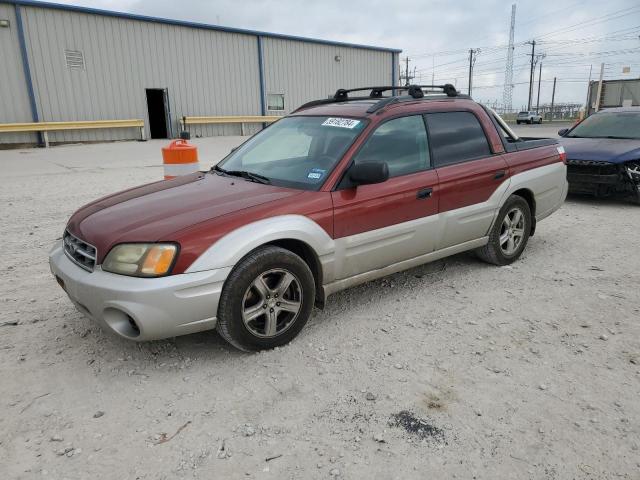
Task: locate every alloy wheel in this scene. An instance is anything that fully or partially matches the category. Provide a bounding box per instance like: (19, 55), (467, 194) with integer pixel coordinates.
(499, 207), (526, 256)
(241, 268), (303, 338)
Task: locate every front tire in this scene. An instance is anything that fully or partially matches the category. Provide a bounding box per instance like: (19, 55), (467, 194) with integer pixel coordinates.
(476, 195), (532, 266)
(216, 246), (315, 351)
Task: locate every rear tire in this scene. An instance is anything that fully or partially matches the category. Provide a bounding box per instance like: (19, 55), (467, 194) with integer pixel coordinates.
(476, 195), (532, 266)
(216, 246), (315, 352)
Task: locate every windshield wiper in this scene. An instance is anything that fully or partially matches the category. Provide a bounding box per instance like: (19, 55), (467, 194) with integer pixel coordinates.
(212, 165), (271, 184)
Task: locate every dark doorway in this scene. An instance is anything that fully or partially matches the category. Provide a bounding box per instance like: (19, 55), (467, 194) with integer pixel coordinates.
(146, 88), (169, 139)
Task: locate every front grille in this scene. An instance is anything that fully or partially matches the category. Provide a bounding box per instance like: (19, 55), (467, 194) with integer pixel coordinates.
(63, 230), (96, 272)
(566, 159), (618, 176)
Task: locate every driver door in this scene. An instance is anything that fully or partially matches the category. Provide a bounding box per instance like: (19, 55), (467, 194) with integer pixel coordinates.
(330, 115), (440, 280)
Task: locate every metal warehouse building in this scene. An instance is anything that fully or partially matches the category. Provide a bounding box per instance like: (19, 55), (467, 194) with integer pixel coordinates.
(0, 0), (400, 146)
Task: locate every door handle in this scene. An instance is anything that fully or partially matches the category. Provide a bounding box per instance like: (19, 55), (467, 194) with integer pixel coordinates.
(417, 187), (433, 199)
(494, 170), (506, 179)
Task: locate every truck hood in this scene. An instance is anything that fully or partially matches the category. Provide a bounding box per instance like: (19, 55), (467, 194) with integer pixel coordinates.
(67, 172), (303, 262)
(559, 137), (640, 164)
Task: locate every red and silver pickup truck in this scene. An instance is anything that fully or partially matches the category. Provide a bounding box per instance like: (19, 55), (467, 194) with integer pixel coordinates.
(49, 84), (567, 351)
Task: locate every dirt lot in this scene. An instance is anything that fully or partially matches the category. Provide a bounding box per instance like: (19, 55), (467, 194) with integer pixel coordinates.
(1, 130), (639, 479)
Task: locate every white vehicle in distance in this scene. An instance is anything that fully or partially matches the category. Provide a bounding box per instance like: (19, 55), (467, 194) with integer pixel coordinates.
(516, 111), (543, 124)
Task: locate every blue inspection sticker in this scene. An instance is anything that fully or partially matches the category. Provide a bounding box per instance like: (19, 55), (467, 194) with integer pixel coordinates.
(307, 168), (326, 180)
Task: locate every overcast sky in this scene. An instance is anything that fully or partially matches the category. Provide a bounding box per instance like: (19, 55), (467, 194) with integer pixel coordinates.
(53, 0), (640, 109)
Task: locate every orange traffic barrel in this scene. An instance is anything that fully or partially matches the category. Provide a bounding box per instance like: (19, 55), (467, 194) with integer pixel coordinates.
(162, 139), (199, 179)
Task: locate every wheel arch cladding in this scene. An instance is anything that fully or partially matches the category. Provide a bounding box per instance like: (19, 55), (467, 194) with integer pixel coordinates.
(266, 239), (325, 308)
(511, 188), (536, 235)
(185, 214), (334, 276)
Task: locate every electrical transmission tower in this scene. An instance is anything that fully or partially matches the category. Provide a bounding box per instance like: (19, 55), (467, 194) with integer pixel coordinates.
(502, 4), (516, 113)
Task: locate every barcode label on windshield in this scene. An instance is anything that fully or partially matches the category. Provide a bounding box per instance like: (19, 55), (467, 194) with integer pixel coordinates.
(322, 118), (361, 129)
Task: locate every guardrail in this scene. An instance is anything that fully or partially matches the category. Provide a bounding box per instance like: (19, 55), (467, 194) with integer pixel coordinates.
(0, 119), (146, 147)
(181, 115), (281, 136)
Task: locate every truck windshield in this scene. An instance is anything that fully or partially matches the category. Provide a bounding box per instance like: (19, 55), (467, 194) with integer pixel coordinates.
(567, 111), (640, 140)
(216, 116), (367, 190)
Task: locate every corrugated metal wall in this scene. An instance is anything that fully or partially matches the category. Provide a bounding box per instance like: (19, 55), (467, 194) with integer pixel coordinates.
(20, 5), (261, 143)
(262, 37), (393, 115)
(588, 79), (640, 112)
(1, 2), (396, 145)
(0, 3), (38, 144)
(602, 80), (640, 108)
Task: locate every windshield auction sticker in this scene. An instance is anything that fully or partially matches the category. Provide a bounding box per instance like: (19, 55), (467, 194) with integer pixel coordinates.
(322, 118), (361, 129)
(307, 168), (326, 180)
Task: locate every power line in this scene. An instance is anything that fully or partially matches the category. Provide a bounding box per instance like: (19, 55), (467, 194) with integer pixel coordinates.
(525, 5), (640, 41)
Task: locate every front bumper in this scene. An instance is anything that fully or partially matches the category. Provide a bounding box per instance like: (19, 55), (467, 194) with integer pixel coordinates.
(49, 241), (232, 341)
(567, 161), (640, 199)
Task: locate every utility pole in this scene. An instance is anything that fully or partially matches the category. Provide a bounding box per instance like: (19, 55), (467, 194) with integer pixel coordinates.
(535, 54), (545, 112)
(550, 77), (557, 121)
(468, 48), (480, 96)
(405, 57), (409, 86)
(400, 57), (414, 86)
(595, 62), (605, 112)
(526, 40), (536, 110)
(468, 49), (473, 95)
(584, 64), (593, 116)
(432, 55), (435, 85)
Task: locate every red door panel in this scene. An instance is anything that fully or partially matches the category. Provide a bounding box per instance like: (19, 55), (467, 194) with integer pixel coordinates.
(330, 170), (439, 279)
(437, 156), (509, 213)
(332, 170), (439, 237)
(435, 155), (509, 249)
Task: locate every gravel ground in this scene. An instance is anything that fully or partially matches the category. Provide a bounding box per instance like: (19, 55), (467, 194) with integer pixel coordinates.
(1, 129), (639, 479)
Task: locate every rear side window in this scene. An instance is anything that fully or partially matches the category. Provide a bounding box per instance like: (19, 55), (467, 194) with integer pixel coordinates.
(425, 112), (491, 167)
(353, 115), (430, 178)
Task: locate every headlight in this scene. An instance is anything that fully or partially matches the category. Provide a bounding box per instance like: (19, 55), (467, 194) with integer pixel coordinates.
(626, 161), (640, 182)
(102, 243), (178, 277)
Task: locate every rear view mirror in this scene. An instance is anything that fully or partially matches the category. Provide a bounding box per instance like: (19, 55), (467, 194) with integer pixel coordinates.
(349, 162), (389, 185)
(557, 128), (569, 137)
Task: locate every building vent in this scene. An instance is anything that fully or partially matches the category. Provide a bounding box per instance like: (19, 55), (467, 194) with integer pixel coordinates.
(64, 49), (85, 70)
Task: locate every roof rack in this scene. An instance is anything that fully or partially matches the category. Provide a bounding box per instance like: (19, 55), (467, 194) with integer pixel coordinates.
(294, 84), (468, 113)
(333, 84), (459, 101)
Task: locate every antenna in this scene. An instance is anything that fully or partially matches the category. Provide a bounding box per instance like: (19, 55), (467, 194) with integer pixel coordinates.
(502, 4), (516, 113)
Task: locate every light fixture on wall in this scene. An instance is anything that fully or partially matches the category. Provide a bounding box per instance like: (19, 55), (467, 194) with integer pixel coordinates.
(334, 55), (341, 62)
(0, 19), (10, 28)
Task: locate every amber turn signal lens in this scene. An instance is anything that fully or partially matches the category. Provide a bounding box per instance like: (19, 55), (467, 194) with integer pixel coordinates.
(140, 245), (177, 276)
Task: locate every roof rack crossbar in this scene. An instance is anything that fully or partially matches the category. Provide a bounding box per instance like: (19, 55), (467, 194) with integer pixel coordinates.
(334, 84), (459, 101)
(292, 83), (468, 113)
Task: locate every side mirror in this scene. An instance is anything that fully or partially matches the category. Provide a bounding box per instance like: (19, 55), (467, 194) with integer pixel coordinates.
(349, 162), (389, 185)
(557, 128), (569, 137)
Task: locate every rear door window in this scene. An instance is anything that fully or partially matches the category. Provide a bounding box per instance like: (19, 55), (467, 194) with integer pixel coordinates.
(424, 111), (491, 167)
